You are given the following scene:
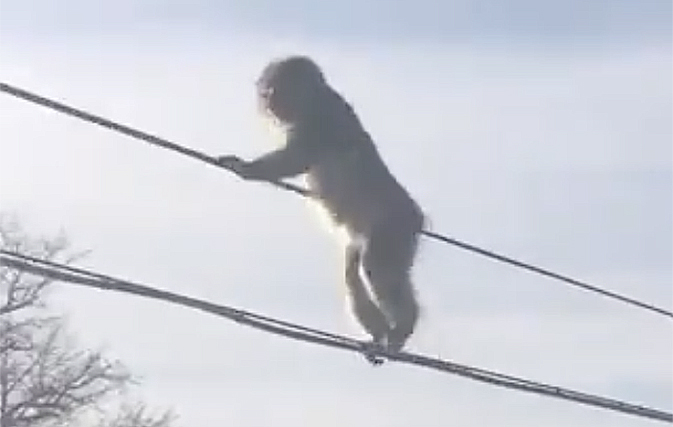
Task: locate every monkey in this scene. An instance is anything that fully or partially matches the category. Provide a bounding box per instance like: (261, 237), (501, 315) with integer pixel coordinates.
(217, 56), (425, 364)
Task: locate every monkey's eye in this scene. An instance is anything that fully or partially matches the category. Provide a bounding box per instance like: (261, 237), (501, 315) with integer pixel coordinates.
(257, 86), (274, 100)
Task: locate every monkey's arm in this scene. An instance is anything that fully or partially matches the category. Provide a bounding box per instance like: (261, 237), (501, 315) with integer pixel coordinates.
(246, 144), (315, 180)
(218, 131), (320, 182)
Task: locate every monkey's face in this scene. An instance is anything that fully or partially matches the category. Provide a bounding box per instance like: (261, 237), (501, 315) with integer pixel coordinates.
(256, 56), (326, 124)
(256, 78), (311, 124)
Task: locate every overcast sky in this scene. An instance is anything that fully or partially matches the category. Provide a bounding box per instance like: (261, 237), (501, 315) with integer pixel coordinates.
(1, 0), (672, 426)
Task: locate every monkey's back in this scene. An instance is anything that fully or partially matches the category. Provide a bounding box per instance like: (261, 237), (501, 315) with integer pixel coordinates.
(302, 90), (423, 236)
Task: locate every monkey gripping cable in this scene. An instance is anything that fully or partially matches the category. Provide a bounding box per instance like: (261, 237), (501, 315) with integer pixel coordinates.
(1, 82), (671, 320)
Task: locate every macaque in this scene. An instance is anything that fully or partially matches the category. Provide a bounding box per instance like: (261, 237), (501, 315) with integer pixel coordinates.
(218, 56), (424, 364)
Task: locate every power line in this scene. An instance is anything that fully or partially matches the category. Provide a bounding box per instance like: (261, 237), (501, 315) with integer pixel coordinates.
(1, 81), (671, 321)
(1, 250), (671, 424)
(422, 231), (673, 318)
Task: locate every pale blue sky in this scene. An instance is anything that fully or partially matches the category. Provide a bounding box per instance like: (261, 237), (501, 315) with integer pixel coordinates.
(1, 0), (671, 43)
(0, 1), (671, 426)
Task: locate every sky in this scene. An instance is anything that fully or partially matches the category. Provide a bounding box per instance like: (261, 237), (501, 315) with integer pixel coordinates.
(1, 0), (672, 426)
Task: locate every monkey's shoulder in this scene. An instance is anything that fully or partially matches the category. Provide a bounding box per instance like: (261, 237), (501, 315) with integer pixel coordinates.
(299, 91), (370, 143)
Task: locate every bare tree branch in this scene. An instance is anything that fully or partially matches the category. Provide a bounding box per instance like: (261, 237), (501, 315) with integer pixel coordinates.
(95, 402), (177, 427)
(0, 215), (176, 427)
(0, 215), (70, 315)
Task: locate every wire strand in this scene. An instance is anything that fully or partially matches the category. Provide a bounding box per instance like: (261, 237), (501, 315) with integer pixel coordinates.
(422, 231), (673, 317)
(1, 81), (671, 321)
(1, 250), (671, 424)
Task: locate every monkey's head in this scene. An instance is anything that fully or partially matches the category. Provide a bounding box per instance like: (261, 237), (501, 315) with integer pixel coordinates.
(256, 55), (327, 123)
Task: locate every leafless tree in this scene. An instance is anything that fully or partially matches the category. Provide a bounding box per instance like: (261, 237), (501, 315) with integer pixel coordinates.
(95, 403), (176, 427)
(0, 215), (175, 427)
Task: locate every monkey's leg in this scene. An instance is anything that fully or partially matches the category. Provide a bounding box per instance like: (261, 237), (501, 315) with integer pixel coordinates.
(344, 243), (390, 364)
(362, 225), (420, 353)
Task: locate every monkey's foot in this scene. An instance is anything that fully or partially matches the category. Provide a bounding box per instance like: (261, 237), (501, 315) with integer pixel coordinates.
(365, 353), (385, 366)
(360, 340), (386, 366)
(385, 328), (410, 354)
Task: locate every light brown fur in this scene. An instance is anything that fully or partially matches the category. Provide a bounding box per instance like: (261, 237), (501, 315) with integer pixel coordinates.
(218, 56), (425, 361)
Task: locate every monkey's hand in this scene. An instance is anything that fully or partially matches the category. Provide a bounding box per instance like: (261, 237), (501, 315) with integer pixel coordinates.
(216, 155), (260, 181)
(217, 144), (311, 182)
